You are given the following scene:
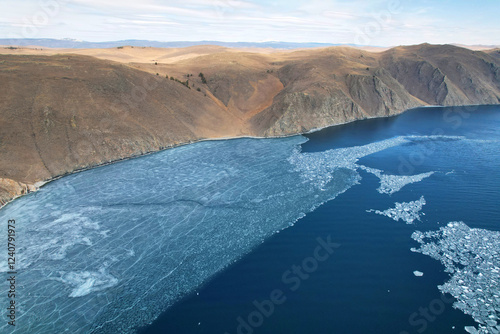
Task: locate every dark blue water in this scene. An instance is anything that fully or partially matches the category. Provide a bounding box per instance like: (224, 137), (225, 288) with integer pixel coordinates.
(140, 106), (500, 334)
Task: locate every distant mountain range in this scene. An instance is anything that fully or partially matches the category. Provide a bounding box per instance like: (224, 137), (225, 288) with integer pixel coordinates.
(2, 38), (498, 51)
(0, 38), (352, 49)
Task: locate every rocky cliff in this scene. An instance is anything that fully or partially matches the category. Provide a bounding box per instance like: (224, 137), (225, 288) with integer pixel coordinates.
(250, 44), (500, 135)
(1, 44), (500, 206)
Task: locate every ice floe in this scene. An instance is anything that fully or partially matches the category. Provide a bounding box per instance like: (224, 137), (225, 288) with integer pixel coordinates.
(412, 222), (500, 334)
(359, 166), (434, 195)
(0, 134), (486, 333)
(367, 196), (426, 224)
(288, 136), (410, 190)
(413, 271), (424, 277)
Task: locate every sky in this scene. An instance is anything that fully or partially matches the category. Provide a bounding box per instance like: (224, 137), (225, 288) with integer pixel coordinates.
(1, 0), (499, 46)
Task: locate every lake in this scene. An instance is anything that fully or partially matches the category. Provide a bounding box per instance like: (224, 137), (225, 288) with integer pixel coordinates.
(1, 105), (499, 333)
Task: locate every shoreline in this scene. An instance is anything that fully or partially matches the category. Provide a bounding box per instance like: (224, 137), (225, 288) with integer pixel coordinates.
(0, 103), (497, 211)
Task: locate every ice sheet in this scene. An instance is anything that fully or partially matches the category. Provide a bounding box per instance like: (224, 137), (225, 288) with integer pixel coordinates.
(0, 135), (363, 333)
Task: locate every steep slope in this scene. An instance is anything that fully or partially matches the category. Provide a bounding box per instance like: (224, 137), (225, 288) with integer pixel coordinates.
(0, 54), (241, 205)
(250, 45), (500, 135)
(380, 44), (500, 105)
(249, 47), (422, 135)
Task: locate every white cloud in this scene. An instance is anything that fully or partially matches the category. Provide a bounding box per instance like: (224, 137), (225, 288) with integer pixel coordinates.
(0, 0), (498, 45)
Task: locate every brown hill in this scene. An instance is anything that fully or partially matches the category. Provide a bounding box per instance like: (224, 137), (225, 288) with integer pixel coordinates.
(0, 54), (241, 205)
(1, 44), (500, 206)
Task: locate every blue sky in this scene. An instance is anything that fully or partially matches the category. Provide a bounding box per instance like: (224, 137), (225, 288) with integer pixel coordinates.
(1, 0), (499, 46)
